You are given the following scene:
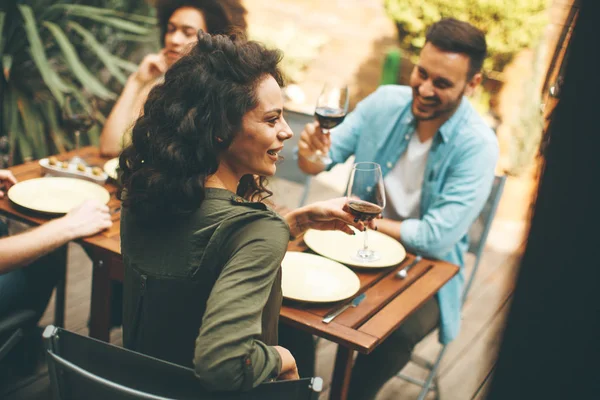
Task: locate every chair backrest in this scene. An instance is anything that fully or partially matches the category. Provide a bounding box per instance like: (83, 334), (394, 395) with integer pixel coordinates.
(462, 175), (507, 303)
(43, 326), (322, 400)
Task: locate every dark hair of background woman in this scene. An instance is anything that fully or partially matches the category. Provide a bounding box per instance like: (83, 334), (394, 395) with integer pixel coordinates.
(487, 1), (600, 399)
(118, 31), (283, 223)
(156, 0), (248, 45)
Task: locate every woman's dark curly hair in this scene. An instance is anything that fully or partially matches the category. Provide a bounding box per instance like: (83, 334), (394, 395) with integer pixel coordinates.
(156, 0), (247, 46)
(118, 31), (284, 223)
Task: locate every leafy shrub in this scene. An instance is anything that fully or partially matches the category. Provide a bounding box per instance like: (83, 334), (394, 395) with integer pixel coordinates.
(384, 0), (549, 73)
(0, 1), (155, 165)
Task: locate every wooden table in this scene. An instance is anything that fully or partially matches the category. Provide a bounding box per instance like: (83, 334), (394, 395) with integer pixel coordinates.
(0, 147), (459, 400)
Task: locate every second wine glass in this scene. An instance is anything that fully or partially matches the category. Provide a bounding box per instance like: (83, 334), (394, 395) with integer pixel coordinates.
(62, 95), (96, 166)
(347, 162), (386, 263)
(309, 83), (349, 165)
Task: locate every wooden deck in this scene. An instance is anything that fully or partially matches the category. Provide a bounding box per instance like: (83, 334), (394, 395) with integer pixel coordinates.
(0, 177), (523, 400)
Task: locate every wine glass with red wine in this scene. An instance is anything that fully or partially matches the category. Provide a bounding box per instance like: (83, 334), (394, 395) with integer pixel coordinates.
(308, 83), (349, 165)
(62, 95), (96, 166)
(347, 162), (386, 263)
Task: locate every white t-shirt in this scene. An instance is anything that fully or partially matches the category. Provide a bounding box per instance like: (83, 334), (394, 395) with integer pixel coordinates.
(383, 133), (433, 220)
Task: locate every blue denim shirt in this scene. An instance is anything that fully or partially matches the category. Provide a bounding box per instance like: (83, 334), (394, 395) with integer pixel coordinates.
(328, 85), (498, 343)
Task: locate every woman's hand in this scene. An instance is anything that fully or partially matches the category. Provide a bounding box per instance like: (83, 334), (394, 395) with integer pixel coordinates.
(285, 197), (378, 239)
(274, 346), (299, 381)
(131, 50), (168, 86)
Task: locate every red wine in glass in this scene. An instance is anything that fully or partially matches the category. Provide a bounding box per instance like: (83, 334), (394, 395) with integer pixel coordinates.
(347, 162), (386, 263)
(308, 84), (349, 165)
(315, 106), (346, 130)
(348, 199), (383, 221)
(62, 115), (95, 133)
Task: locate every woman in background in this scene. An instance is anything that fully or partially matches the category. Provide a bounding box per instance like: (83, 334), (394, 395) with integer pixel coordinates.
(100, 0), (247, 156)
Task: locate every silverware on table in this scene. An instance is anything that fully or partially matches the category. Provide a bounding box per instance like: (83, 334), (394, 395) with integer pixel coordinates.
(322, 293), (366, 324)
(396, 255), (422, 279)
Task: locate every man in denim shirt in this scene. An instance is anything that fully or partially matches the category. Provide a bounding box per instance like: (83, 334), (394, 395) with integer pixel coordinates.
(296, 18), (498, 399)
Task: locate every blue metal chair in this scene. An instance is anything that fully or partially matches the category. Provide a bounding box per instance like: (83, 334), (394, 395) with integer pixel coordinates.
(395, 175), (507, 400)
(43, 325), (323, 400)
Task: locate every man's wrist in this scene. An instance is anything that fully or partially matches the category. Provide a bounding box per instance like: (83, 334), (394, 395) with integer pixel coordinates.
(49, 216), (79, 243)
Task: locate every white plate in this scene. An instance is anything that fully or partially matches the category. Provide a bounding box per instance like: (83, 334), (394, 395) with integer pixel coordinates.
(281, 252), (360, 303)
(8, 177), (111, 215)
(303, 227), (406, 268)
(103, 158), (119, 180)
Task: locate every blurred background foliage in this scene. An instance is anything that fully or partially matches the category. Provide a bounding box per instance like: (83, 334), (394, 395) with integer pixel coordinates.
(0, 0), (157, 166)
(384, 0), (550, 74)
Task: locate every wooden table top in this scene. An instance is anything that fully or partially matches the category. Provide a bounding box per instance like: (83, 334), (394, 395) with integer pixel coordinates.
(0, 147), (122, 256)
(1, 147), (460, 355)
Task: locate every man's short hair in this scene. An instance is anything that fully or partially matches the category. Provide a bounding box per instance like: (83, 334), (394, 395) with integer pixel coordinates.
(425, 18), (487, 79)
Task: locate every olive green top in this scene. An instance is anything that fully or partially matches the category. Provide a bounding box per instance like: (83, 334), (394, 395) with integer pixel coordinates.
(120, 188), (290, 392)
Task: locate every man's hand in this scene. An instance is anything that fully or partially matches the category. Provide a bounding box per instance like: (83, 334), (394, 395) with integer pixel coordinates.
(0, 170), (17, 198)
(297, 122), (331, 160)
(59, 199), (112, 240)
(131, 50), (168, 86)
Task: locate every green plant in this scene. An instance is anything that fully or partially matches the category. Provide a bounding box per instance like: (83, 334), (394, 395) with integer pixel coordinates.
(0, 1), (156, 165)
(384, 0), (550, 74)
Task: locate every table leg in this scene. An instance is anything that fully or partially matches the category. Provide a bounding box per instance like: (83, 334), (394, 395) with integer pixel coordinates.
(53, 245), (68, 328)
(330, 345), (355, 400)
(89, 256), (112, 342)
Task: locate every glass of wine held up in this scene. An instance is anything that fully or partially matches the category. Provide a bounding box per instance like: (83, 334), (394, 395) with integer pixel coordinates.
(62, 95), (96, 166)
(347, 162), (386, 263)
(309, 83), (349, 166)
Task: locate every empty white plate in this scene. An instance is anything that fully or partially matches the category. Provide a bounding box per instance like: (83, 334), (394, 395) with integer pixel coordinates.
(8, 177), (110, 215)
(303, 227), (406, 268)
(281, 252), (360, 303)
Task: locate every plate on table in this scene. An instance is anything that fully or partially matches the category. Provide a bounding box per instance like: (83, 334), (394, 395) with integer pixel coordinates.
(7, 177), (110, 215)
(103, 158), (120, 181)
(281, 252), (360, 303)
(303, 227), (406, 268)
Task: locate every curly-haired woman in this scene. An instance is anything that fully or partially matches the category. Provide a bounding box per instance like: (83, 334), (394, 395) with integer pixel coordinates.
(119, 32), (368, 391)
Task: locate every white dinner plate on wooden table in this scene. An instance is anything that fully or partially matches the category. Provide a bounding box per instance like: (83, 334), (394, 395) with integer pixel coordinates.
(281, 252), (360, 303)
(303, 227), (406, 268)
(7, 177), (111, 215)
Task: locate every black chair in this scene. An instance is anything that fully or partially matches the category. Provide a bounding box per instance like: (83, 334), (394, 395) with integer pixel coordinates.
(0, 309), (38, 363)
(43, 325), (323, 400)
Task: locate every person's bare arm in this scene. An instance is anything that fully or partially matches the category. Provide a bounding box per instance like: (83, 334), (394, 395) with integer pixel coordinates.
(0, 200), (112, 274)
(283, 197), (370, 238)
(99, 52), (167, 157)
(372, 217), (401, 241)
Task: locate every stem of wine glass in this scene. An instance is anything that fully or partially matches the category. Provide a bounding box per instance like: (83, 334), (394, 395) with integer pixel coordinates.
(363, 228), (369, 253)
(75, 130), (80, 156)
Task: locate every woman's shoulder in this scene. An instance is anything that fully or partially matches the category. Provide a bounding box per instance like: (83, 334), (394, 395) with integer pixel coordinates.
(221, 201), (290, 242)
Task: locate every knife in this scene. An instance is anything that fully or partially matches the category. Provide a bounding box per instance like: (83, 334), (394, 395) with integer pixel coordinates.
(322, 293), (367, 324)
